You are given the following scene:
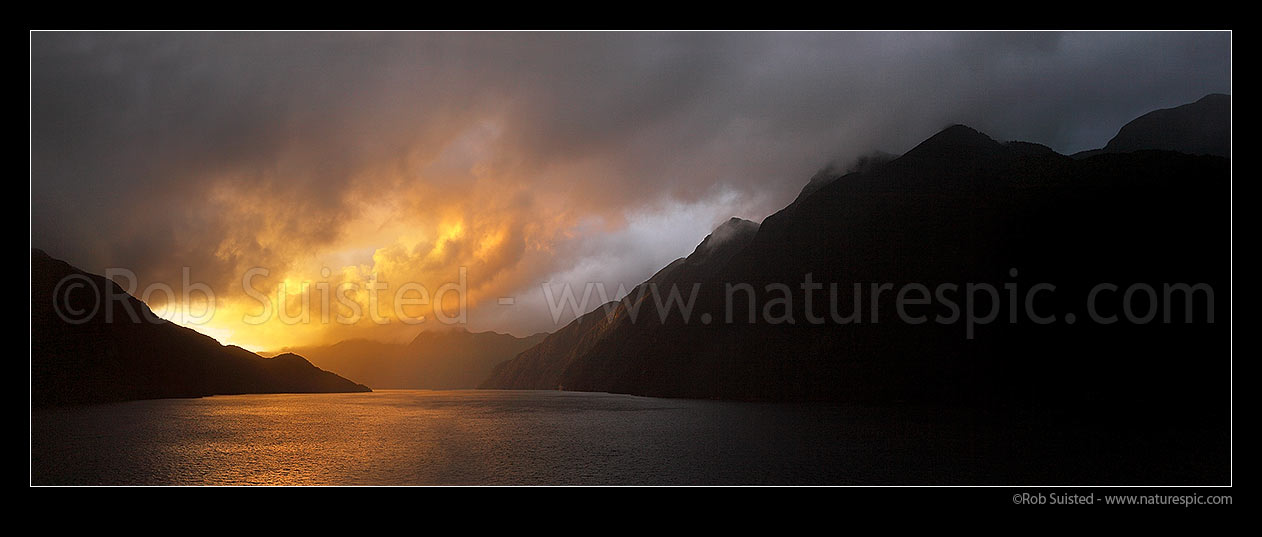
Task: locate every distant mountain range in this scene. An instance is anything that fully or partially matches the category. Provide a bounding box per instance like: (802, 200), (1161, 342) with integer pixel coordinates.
(267, 328), (546, 389)
(482, 95), (1230, 430)
(31, 249), (369, 406)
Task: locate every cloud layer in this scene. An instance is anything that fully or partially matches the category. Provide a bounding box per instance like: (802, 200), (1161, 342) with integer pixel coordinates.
(30, 31), (1231, 349)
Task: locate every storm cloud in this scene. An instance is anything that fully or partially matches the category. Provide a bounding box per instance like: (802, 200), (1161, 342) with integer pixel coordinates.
(30, 31), (1231, 348)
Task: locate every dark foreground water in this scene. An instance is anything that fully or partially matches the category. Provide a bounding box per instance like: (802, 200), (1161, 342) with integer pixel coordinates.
(31, 390), (1225, 485)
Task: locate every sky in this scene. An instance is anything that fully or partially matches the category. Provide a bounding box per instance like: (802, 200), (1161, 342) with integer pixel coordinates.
(30, 31), (1231, 351)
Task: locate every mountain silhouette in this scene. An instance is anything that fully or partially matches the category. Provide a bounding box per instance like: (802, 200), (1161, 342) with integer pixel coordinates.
(31, 249), (370, 406)
(269, 328), (546, 389)
(1076, 93), (1230, 158)
(482, 97), (1229, 427)
(482, 217), (759, 390)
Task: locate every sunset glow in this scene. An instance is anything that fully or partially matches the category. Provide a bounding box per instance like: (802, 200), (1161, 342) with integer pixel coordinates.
(31, 30), (1232, 489)
(31, 31), (1233, 354)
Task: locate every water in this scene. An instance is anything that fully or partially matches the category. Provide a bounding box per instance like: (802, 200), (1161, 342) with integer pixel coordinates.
(32, 389), (1218, 485)
(31, 390), (1012, 485)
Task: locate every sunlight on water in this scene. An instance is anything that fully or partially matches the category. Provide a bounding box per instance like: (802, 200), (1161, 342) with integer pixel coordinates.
(32, 390), (1014, 485)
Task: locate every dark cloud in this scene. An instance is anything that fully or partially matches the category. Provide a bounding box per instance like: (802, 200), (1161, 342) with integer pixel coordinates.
(30, 31), (1231, 345)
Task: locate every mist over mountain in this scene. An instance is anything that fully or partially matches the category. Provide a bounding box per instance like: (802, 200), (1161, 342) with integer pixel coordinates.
(269, 328), (546, 389)
(482, 96), (1230, 433)
(31, 249), (370, 406)
(482, 217), (759, 390)
(31, 33), (1232, 345)
(28, 32), (1232, 488)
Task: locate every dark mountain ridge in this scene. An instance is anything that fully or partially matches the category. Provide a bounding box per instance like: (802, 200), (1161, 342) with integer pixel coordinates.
(483, 98), (1229, 430)
(31, 249), (370, 406)
(1075, 93), (1230, 158)
(482, 217), (759, 390)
